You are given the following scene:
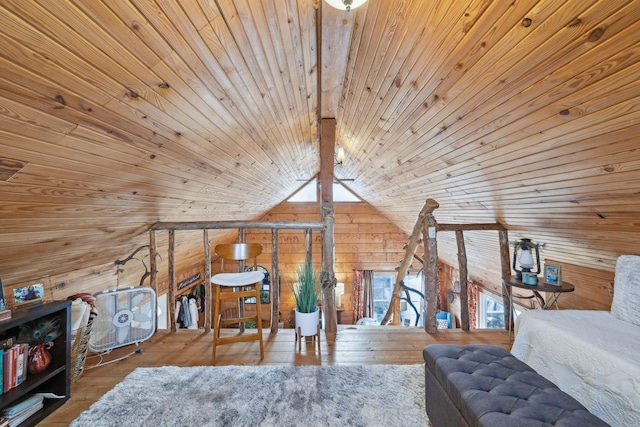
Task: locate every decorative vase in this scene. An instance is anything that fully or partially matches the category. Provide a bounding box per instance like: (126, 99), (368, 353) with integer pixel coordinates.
(28, 342), (53, 375)
(295, 307), (320, 337)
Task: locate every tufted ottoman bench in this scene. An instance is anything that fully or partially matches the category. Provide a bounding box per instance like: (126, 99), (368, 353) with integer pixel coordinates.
(423, 344), (610, 427)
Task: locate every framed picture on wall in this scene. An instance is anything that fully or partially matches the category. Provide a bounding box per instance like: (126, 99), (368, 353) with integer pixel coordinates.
(543, 264), (562, 286)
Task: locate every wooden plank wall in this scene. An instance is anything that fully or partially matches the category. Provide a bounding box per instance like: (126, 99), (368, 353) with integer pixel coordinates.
(1, 0), (639, 320)
(134, 199), (411, 331)
(27, 213), (616, 333)
(244, 200), (412, 328)
(543, 258), (613, 311)
(439, 257), (615, 329)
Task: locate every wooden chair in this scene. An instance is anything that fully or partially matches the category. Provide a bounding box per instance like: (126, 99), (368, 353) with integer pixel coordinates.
(211, 243), (265, 364)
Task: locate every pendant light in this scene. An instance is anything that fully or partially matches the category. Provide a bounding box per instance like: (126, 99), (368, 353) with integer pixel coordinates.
(324, 0), (368, 12)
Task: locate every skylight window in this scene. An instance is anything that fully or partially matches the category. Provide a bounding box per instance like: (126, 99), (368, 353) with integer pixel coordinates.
(287, 179), (361, 202)
(333, 182), (360, 202)
(288, 180), (317, 202)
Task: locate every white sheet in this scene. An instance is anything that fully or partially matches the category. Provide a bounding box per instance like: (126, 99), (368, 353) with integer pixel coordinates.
(70, 299), (88, 332)
(511, 310), (640, 427)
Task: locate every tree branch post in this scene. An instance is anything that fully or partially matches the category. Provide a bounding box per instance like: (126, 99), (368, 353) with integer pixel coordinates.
(382, 198), (439, 325)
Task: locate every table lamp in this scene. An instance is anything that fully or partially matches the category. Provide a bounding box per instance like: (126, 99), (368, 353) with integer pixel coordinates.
(335, 282), (344, 307)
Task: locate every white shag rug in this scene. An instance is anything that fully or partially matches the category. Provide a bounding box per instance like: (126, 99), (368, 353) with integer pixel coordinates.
(71, 364), (428, 427)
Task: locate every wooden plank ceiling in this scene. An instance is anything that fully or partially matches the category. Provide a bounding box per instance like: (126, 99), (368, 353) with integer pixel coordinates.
(0, 0), (639, 287)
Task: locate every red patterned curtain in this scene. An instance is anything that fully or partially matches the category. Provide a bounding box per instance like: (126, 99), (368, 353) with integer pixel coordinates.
(353, 270), (374, 323)
(467, 280), (478, 329)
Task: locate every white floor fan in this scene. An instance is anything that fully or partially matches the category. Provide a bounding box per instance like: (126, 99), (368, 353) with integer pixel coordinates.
(89, 286), (156, 352)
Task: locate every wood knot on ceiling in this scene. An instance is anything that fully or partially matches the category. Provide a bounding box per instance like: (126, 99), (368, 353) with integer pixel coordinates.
(588, 27), (605, 43)
(0, 157), (27, 182)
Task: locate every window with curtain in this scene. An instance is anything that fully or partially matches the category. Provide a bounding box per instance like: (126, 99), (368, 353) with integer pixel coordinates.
(353, 270), (374, 323)
(354, 270), (438, 327)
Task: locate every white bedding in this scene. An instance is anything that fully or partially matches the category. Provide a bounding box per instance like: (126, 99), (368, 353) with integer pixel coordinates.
(511, 309), (640, 427)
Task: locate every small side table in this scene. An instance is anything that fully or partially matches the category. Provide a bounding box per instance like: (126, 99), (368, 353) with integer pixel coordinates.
(296, 324), (321, 353)
(503, 276), (575, 310)
(502, 276), (575, 342)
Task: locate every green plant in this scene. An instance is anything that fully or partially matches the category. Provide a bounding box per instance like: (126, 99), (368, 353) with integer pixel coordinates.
(291, 262), (321, 313)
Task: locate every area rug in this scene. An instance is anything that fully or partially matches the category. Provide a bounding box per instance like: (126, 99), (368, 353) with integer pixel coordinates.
(70, 364), (428, 427)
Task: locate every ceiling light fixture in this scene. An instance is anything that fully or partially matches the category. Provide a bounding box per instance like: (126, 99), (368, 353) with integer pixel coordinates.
(335, 146), (346, 166)
(324, 0), (368, 12)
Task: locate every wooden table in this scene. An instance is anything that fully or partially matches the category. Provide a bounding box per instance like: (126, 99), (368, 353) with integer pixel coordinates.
(502, 275), (575, 343)
(503, 276), (575, 310)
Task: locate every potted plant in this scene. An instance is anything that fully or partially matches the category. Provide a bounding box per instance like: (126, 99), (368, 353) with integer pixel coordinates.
(291, 262), (321, 337)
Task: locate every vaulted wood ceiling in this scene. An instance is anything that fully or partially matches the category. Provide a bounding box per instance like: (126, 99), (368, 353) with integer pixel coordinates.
(1, 0), (639, 287)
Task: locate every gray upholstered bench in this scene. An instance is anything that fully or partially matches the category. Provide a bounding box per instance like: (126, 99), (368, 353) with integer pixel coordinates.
(423, 344), (610, 427)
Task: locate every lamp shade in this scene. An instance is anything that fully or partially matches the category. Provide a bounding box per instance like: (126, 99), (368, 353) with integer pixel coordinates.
(325, 0), (368, 11)
(519, 249), (535, 269)
(512, 238), (541, 279)
(335, 147), (346, 164)
(335, 282), (344, 306)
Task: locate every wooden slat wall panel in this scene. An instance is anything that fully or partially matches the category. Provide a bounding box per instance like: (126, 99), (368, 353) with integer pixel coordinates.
(543, 258), (614, 310)
(338, 0), (640, 276)
(241, 200), (411, 327)
(0, 0), (637, 318)
(0, 0), (318, 286)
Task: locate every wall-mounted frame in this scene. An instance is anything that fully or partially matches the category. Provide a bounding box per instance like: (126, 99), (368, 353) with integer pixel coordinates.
(543, 264), (562, 286)
(176, 272), (202, 296)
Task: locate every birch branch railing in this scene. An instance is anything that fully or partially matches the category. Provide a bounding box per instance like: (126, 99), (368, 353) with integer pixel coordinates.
(150, 221), (324, 334)
(381, 199), (439, 326)
(382, 199), (509, 334)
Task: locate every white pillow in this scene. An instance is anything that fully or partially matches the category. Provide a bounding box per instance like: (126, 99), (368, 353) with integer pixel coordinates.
(611, 255), (640, 327)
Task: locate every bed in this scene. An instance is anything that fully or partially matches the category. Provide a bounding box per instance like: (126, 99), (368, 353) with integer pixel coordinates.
(511, 255), (640, 427)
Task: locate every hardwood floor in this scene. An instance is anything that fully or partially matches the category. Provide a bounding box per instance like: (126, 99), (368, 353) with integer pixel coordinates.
(41, 326), (509, 426)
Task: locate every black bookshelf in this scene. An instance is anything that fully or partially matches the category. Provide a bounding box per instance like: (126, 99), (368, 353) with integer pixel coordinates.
(0, 300), (71, 426)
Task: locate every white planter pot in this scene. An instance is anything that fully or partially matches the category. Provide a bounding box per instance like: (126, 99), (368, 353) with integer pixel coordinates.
(295, 307), (320, 337)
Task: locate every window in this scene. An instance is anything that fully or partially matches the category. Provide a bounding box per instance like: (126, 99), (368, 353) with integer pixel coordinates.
(333, 182), (360, 202)
(477, 291), (520, 329)
(372, 273), (395, 324)
(288, 180), (317, 202)
(372, 272), (424, 326)
(287, 179), (360, 202)
(401, 274), (423, 327)
(373, 271), (424, 326)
